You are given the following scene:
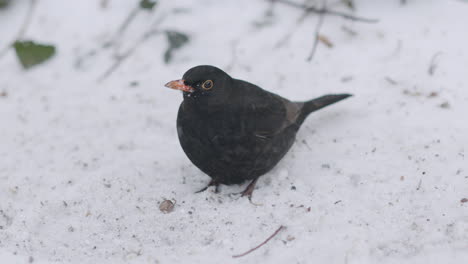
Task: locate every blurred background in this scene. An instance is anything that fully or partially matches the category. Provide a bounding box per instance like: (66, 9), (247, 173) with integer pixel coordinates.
(0, 0), (467, 263)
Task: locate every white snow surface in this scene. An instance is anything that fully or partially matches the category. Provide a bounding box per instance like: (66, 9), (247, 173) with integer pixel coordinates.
(1, 0), (467, 263)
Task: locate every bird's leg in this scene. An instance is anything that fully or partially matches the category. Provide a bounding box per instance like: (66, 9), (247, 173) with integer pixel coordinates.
(195, 179), (219, 193)
(240, 178), (259, 200)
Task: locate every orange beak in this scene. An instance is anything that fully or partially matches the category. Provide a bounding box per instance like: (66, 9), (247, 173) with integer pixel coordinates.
(164, 79), (194, 93)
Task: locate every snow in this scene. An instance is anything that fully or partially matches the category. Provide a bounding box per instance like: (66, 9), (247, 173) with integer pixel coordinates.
(1, 0), (467, 263)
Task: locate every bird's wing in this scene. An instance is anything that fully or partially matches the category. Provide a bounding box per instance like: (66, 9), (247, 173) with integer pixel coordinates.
(239, 90), (302, 138)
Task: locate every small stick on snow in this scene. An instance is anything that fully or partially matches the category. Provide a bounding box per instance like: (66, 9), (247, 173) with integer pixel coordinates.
(275, 9), (310, 48)
(271, 0), (379, 23)
(318, 35), (334, 48)
(232, 225), (285, 258)
(306, 0), (326, 62)
(74, 5), (141, 69)
(385, 77), (398, 85)
(97, 15), (167, 82)
(0, 0), (37, 59)
(428, 52), (442, 76)
(76, 2), (159, 72)
(416, 179), (422, 191)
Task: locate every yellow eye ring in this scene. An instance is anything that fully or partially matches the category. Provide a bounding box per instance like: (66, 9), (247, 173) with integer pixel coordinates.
(202, 80), (213, 90)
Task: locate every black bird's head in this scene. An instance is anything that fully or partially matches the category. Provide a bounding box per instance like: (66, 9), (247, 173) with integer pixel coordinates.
(165, 65), (232, 103)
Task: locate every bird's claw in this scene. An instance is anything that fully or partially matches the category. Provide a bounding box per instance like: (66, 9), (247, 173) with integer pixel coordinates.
(235, 178), (262, 205)
(195, 180), (219, 193)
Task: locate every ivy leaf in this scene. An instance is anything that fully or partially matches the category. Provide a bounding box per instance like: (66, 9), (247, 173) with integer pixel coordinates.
(0, 0), (11, 9)
(164, 31), (189, 64)
(139, 0), (157, 10)
(166, 31), (189, 50)
(13, 41), (56, 69)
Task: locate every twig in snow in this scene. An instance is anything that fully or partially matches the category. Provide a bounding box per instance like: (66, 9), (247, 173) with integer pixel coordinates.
(275, 9), (310, 48)
(428, 52), (442, 76)
(97, 15), (166, 82)
(232, 225), (285, 258)
(270, 0), (379, 23)
(225, 40), (239, 72)
(108, 7), (141, 47)
(75, 7), (140, 68)
(385, 77), (398, 85)
(416, 179), (422, 191)
(271, 0), (374, 61)
(306, 0), (326, 62)
(318, 34), (333, 48)
(301, 139), (312, 150)
(14, 0), (37, 39)
(75, 2), (156, 70)
(0, 0), (37, 59)
(341, 25), (357, 36)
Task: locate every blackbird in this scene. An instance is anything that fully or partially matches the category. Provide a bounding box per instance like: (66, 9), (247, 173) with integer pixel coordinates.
(165, 65), (351, 199)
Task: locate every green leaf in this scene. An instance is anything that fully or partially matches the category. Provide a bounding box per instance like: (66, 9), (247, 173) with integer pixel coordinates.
(164, 31), (189, 64)
(13, 41), (56, 69)
(0, 0), (10, 9)
(166, 31), (189, 49)
(139, 0), (157, 10)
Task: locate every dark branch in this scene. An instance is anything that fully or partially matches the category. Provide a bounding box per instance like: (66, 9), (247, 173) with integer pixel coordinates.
(306, 0), (326, 62)
(428, 52), (442, 76)
(271, 0), (379, 23)
(275, 9), (309, 48)
(118, 10), (139, 34)
(97, 15), (166, 82)
(0, 0), (37, 59)
(232, 225), (285, 258)
(76, 2), (154, 71)
(76, 6), (141, 69)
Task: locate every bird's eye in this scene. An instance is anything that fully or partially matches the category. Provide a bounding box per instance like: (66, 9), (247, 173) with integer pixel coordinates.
(202, 80), (213, 90)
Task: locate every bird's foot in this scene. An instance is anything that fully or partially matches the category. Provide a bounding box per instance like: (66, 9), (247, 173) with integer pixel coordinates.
(195, 179), (219, 193)
(239, 178), (262, 206)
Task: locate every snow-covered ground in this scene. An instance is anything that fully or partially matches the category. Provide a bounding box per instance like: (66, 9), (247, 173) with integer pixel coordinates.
(1, 0), (467, 263)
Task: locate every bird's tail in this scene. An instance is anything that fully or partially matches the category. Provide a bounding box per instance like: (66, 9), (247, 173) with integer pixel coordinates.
(295, 94), (352, 126)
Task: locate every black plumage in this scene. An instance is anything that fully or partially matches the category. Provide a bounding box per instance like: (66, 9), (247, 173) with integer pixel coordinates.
(165, 65), (351, 198)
